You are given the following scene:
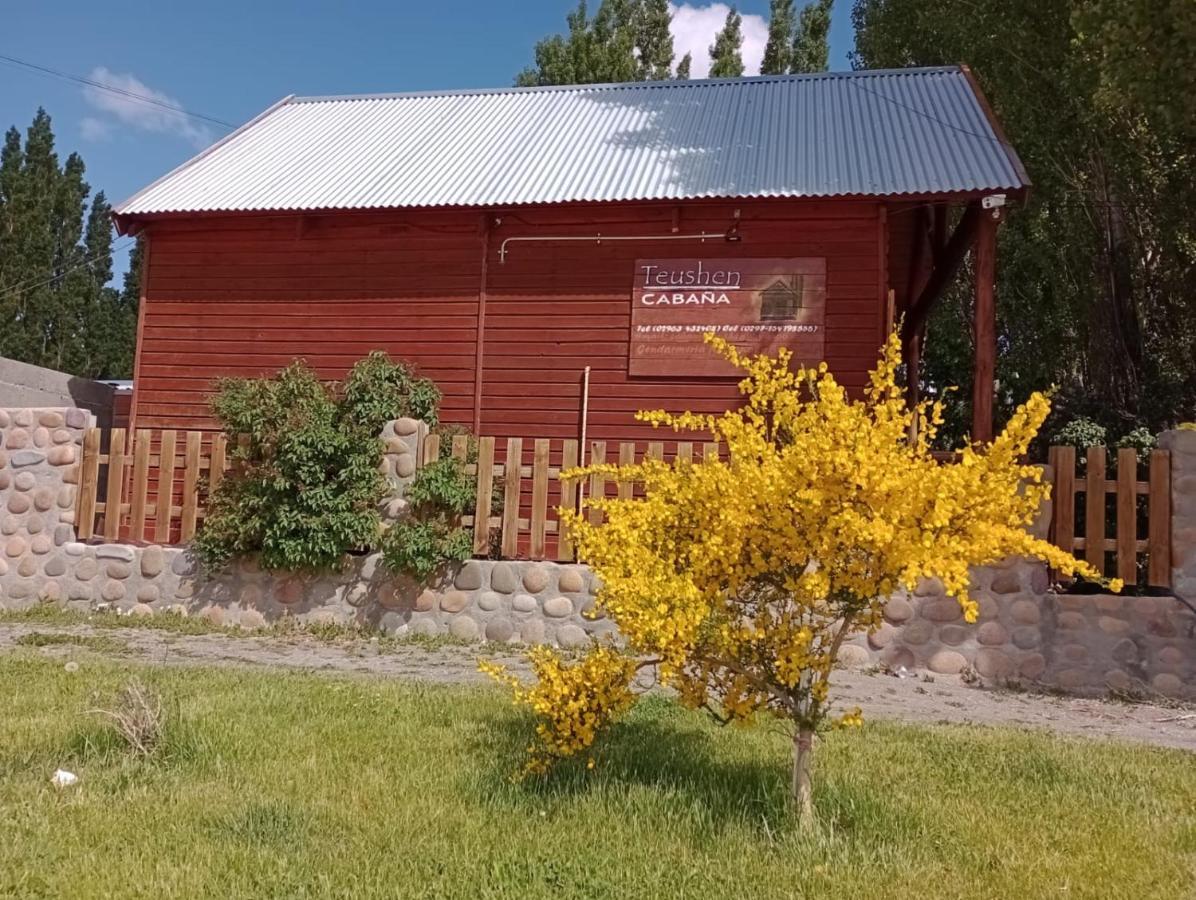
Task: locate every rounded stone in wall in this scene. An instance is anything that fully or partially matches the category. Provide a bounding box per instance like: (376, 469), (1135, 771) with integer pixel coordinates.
(344, 583), (369, 608)
(975, 595), (1000, 621)
(0, 471), (8, 490)
(414, 590), (437, 612)
(17, 556), (37, 577)
(5, 428), (28, 449)
(0, 559), (7, 576)
(137, 584), (160, 604)
(377, 457), (392, 477)
(882, 596), (913, 624)
(485, 617), (514, 642)
(175, 579), (195, 599)
(556, 624), (588, 649)
(1055, 669), (1089, 691)
(394, 417), (419, 437)
(1061, 643), (1088, 663)
(66, 582), (91, 602)
(579, 597), (605, 620)
(0, 410), (8, 428)
(1056, 593), (1088, 611)
(7, 493), (30, 514)
(0, 516), (17, 535)
(520, 619), (546, 645)
(543, 596), (573, 618)
(130, 603), (154, 618)
(6, 580), (32, 600)
(454, 561), (484, 591)
(977, 622), (1008, 646)
(1057, 611), (1086, 630)
(1097, 616), (1131, 636)
(32, 426), (49, 448)
(171, 553), (197, 577)
(938, 624), (969, 646)
(449, 615), (479, 641)
(1157, 646), (1185, 670)
(490, 563), (518, 594)
(1095, 593), (1123, 613)
(40, 581), (62, 601)
(881, 646), (915, 670)
(410, 617), (439, 637)
(974, 648), (1013, 679)
(558, 568), (585, 594)
(901, 619), (934, 645)
(38, 411), (64, 428)
(141, 546), (165, 577)
(512, 593), (537, 613)
(14, 471), (35, 491)
(30, 534), (51, 555)
(866, 623), (897, 650)
(990, 570), (1021, 595)
(106, 562), (132, 580)
(394, 453), (416, 478)
(921, 599), (962, 622)
(1018, 653), (1046, 680)
(477, 591), (502, 611)
(5, 536), (27, 558)
(101, 580), (126, 602)
(837, 644), (871, 668)
(199, 605), (226, 627)
(1029, 565), (1050, 594)
(1010, 599), (1041, 625)
(25, 513), (46, 535)
(914, 577), (945, 597)
(240, 609), (267, 630)
(522, 564), (551, 594)
(1111, 638), (1138, 665)
(64, 408), (88, 429)
(47, 445), (76, 466)
(43, 555), (66, 577)
(378, 579), (418, 611)
(52, 428), (72, 444)
(12, 410), (31, 426)
(440, 590), (469, 613)
(275, 577), (306, 605)
(75, 557), (98, 580)
(1104, 669), (1134, 693)
(1011, 626), (1040, 649)
(928, 649), (967, 675)
(1152, 672), (1183, 696)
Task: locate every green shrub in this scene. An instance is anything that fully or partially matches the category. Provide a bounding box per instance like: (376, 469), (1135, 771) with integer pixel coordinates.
(1051, 416), (1107, 450)
(195, 354), (438, 572)
(1115, 426), (1156, 463)
(380, 454), (476, 579)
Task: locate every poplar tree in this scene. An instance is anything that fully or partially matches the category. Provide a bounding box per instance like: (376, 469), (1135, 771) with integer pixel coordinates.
(761, 0), (795, 75)
(675, 53), (692, 80)
(791, 0), (833, 73)
(636, 0), (674, 80)
(708, 7), (745, 78)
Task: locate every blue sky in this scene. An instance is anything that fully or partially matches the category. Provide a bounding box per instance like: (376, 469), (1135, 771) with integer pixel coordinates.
(2, 1), (855, 279)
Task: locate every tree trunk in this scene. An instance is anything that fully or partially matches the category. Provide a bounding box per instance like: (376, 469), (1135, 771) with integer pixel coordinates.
(792, 726), (815, 828)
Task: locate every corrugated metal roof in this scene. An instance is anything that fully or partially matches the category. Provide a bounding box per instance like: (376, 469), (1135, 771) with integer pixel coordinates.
(114, 66), (1028, 221)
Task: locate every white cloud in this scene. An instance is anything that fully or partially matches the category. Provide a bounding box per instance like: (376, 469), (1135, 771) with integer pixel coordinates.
(669, 3), (768, 79)
(82, 67), (213, 149)
(79, 116), (112, 142)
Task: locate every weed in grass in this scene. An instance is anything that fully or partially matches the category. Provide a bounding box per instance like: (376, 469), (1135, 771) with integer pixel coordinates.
(14, 631), (128, 654)
(87, 678), (166, 758)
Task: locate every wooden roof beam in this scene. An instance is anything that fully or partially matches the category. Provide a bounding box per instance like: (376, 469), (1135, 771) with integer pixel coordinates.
(901, 202), (981, 341)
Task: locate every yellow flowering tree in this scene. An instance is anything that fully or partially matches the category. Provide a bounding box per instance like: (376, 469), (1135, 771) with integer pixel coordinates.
(485, 333), (1113, 826)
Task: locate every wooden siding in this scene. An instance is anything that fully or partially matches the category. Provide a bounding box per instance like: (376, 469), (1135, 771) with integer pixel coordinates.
(132, 199), (888, 441)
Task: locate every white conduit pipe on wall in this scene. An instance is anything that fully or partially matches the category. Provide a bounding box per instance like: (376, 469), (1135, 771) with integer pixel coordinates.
(497, 231), (727, 263)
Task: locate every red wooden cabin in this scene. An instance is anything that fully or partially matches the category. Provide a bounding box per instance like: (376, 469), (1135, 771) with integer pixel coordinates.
(113, 66), (1027, 445)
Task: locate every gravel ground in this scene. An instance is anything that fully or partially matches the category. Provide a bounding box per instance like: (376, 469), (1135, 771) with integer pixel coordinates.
(3, 622), (1194, 752)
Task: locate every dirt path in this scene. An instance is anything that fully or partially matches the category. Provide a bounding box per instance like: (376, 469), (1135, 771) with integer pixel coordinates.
(4, 622), (1194, 752)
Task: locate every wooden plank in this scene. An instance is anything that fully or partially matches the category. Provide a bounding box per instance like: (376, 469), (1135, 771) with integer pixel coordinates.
(209, 433), (228, 495)
(472, 436), (495, 555)
(422, 432), (440, 465)
(703, 442), (719, 462)
(451, 434), (469, 460)
(1084, 446), (1106, 572)
(1148, 449), (1172, 587)
(155, 430), (178, 543)
(129, 430), (151, 542)
(530, 439), (550, 560)
(103, 428), (127, 541)
(500, 438), (523, 559)
(76, 427), (102, 540)
(588, 441), (606, 527)
(677, 442), (693, 464)
(618, 442), (635, 500)
(1051, 446), (1076, 554)
(180, 431), (203, 541)
(1115, 448), (1137, 585)
(558, 439), (579, 562)
(647, 441), (664, 462)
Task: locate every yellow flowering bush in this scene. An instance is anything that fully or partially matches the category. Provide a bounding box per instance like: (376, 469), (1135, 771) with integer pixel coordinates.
(487, 332), (1113, 825)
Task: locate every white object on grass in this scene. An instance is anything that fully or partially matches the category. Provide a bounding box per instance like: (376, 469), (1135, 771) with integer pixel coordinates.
(51, 769), (78, 788)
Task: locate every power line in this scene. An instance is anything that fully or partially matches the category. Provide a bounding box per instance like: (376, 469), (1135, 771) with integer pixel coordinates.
(0, 239), (137, 303)
(0, 52), (235, 130)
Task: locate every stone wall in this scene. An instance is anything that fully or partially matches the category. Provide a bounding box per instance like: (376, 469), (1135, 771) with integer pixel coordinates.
(0, 408), (1192, 702)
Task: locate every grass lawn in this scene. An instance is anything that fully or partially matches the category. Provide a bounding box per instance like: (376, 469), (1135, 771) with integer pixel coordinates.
(1, 655), (1192, 899)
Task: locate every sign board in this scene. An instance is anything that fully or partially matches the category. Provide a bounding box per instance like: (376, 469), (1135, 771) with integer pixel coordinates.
(629, 258), (827, 377)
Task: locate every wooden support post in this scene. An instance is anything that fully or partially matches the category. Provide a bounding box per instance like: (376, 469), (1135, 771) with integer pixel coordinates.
(971, 209), (998, 444)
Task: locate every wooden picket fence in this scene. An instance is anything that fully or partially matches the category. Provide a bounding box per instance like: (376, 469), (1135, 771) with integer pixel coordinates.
(1046, 445), (1171, 588)
(76, 428), (228, 543)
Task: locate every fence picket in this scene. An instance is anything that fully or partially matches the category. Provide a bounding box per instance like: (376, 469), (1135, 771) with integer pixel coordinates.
(677, 442), (693, 464)
(180, 431), (202, 541)
(500, 438), (523, 558)
(588, 441), (606, 526)
(208, 434), (228, 497)
(422, 432), (440, 465)
(76, 427), (101, 540)
(1115, 448), (1137, 584)
(450, 435), (469, 460)
(1084, 446), (1106, 571)
(558, 439), (579, 562)
(129, 429), (151, 542)
(472, 436), (495, 554)
(703, 442), (719, 462)
(618, 442), (635, 500)
(1051, 445), (1076, 553)
(530, 439), (550, 559)
(103, 428), (127, 541)
(1148, 449), (1171, 587)
(155, 431), (178, 543)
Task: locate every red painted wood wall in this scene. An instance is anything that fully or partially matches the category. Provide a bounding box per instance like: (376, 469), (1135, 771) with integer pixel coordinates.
(131, 199), (894, 442)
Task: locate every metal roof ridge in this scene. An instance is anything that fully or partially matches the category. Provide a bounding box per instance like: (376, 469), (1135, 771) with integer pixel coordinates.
(288, 66), (964, 104)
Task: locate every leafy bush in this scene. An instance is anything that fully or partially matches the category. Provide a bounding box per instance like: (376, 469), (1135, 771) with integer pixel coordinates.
(1051, 416), (1108, 449)
(380, 454), (475, 579)
(195, 354), (438, 572)
(1116, 426), (1156, 463)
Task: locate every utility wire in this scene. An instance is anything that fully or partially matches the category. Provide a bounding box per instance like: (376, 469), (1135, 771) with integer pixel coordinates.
(0, 52), (235, 130)
(0, 239), (137, 302)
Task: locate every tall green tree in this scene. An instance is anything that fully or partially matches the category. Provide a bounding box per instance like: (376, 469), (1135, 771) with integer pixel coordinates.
(709, 7), (745, 77)
(0, 108), (133, 378)
(852, 0), (1196, 437)
(635, 0), (675, 79)
(761, 0), (795, 75)
(675, 52), (692, 80)
(792, 0), (833, 72)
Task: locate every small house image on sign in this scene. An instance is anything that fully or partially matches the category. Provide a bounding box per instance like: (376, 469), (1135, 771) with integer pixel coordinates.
(759, 276), (804, 321)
